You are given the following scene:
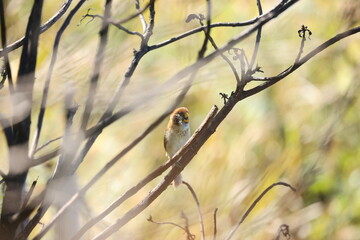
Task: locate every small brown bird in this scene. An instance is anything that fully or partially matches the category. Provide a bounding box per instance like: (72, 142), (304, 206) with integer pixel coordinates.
(164, 107), (191, 187)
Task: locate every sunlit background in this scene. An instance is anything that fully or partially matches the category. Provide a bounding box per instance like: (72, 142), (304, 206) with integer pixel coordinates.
(1, 0), (359, 239)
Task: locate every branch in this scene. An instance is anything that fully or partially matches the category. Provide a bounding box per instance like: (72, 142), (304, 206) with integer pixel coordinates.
(197, 0), (212, 59)
(135, 0), (147, 32)
(246, 26), (360, 94)
(1, 0), (43, 237)
(147, 215), (195, 240)
(33, 136), (63, 154)
(72, 0), (156, 170)
(34, 0), (300, 168)
(91, 106), (218, 240)
(116, 0), (153, 25)
(182, 181), (205, 240)
(69, 73), (197, 240)
(80, 0), (112, 131)
(148, 0), (292, 52)
(29, 0), (87, 158)
(0, 0), (14, 93)
(212, 208), (218, 240)
(36, 72), (197, 240)
(248, 0), (263, 70)
(0, 0), (73, 57)
(224, 182), (296, 240)
(79, 11), (144, 39)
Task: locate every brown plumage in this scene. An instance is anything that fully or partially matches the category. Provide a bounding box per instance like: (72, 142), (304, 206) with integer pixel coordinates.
(164, 107), (191, 187)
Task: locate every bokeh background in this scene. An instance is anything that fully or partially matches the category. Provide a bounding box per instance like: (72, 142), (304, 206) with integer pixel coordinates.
(1, 0), (359, 239)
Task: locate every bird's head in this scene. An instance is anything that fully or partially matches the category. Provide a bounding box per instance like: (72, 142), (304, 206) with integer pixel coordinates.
(168, 107), (190, 129)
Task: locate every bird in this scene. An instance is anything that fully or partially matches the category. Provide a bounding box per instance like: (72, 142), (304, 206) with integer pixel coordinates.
(164, 107), (191, 188)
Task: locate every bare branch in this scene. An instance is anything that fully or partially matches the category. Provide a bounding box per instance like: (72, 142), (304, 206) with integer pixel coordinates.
(197, 0), (212, 59)
(247, 26), (360, 92)
(135, 0), (147, 32)
(20, 177), (38, 212)
(80, 0), (112, 131)
(78, 11), (144, 39)
(72, 0), (155, 171)
(248, 0), (263, 70)
(0, 0), (73, 57)
(147, 215), (195, 239)
(69, 73), (197, 240)
(36, 71), (197, 240)
(90, 106), (218, 240)
(182, 181), (205, 240)
(213, 208), (218, 240)
(30, 0), (88, 158)
(33, 136), (63, 154)
(116, 0), (153, 25)
(0, 0), (14, 93)
(224, 182), (296, 240)
(1, 0), (44, 237)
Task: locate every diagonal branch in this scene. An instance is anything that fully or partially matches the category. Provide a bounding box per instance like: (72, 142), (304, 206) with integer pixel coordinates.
(69, 72), (197, 240)
(0, 0), (73, 57)
(247, 26), (360, 93)
(29, 0), (88, 158)
(91, 106), (219, 240)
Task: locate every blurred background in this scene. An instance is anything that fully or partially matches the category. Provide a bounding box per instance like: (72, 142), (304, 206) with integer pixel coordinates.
(1, 0), (359, 239)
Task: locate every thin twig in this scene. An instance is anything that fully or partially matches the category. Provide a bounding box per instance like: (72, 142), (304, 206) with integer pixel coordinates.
(0, 0), (73, 57)
(181, 212), (196, 240)
(249, 0), (263, 70)
(147, 215), (195, 239)
(224, 182), (296, 240)
(198, 0), (212, 59)
(79, 12), (144, 39)
(182, 181), (205, 240)
(116, 0), (153, 25)
(213, 208), (218, 240)
(33, 136), (63, 154)
(20, 177), (39, 211)
(135, 0), (147, 32)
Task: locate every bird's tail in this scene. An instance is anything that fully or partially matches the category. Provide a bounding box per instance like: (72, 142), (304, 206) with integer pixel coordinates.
(173, 173), (182, 188)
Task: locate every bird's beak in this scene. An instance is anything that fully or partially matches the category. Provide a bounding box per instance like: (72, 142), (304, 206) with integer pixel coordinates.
(183, 112), (189, 123)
